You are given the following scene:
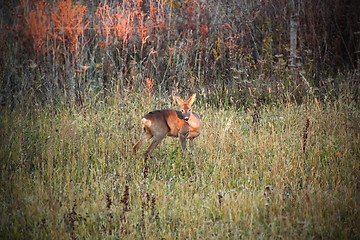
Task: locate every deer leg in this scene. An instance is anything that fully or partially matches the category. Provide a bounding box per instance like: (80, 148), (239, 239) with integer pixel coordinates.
(179, 125), (190, 151)
(133, 130), (152, 153)
(179, 134), (190, 158)
(145, 135), (165, 159)
(180, 135), (187, 150)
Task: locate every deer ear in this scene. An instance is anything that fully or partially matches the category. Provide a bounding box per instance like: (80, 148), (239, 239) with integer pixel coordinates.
(186, 93), (196, 106)
(173, 96), (185, 106)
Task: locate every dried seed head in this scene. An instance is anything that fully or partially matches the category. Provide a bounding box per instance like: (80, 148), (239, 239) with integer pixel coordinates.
(302, 118), (310, 152)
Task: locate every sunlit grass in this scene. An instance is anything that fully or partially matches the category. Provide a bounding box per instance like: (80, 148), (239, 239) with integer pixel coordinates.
(0, 94), (359, 239)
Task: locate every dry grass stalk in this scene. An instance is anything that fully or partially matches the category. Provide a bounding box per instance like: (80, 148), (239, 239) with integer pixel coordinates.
(302, 118), (310, 152)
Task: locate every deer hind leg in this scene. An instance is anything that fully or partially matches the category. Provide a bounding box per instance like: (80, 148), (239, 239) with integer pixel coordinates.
(145, 135), (166, 159)
(133, 128), (152, 153)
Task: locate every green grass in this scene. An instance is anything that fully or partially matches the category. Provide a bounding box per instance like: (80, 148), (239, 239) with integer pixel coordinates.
(0, 94), (359, 239)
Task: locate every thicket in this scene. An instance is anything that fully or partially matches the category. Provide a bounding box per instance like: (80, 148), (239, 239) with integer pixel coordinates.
(1, 0), (359, 107)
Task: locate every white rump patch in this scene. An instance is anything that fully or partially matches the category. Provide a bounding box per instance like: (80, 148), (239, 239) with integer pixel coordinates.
(141, 118), (151, 127)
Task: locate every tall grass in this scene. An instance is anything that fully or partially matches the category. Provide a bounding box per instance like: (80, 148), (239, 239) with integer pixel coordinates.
(0, 93), (359, 239)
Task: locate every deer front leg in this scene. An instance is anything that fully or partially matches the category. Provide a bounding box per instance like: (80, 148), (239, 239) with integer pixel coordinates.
(179, 126), (190, 151)
(179, 133), (190, 158)
(180, 134), (187, 150)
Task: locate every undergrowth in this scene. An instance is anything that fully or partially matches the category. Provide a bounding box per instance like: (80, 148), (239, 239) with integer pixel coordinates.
(0, 93), (359, 239)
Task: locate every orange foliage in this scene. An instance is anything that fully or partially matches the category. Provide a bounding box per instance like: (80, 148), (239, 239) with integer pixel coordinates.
(25, 0), (50, 52)
(21, 0), (88, 55)
(21, 0), (168, 54)
(149, 0), (166, 29)
(142, 77), (154, 97)
(95, 0), (167, 47)
(95, 2), (135, 46)
(98, 41), (107, 47)
(94, 3), (112, 39)
(112, 9), (134, 46)
(133, 0), (147, 44)
(200, 25), (209, 40)
(51, 0), (88, 54)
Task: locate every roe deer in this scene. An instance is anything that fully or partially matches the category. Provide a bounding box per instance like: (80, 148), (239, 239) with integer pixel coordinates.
(133, 94), (201, 158)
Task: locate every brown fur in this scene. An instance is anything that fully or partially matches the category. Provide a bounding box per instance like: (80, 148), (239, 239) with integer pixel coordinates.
(133, 94), (201, 158)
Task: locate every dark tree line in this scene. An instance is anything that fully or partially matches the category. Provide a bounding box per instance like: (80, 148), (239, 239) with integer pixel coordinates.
(0, 0), (358, 107)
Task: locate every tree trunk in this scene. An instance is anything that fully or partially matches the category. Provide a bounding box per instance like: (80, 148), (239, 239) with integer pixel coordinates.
(289, 0), (299, 71)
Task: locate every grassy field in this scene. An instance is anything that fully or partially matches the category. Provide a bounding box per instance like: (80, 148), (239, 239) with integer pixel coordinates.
(0, 94), (359, 239)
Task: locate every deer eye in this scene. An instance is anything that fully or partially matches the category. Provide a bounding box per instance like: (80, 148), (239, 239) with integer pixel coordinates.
(181, 110), (184, 113)
(189, 109), (192, 112)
